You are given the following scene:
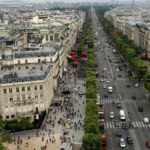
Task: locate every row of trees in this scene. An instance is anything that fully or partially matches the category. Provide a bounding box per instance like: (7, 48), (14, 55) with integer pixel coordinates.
(77, 14), (89, 55)
(96, 7), (150, 92)
(82, 14), (101, 150)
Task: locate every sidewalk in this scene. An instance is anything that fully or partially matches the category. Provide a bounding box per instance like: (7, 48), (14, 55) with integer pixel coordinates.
(5, 63), (86, 150)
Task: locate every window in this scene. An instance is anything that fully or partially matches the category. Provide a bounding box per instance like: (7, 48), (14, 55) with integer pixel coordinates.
(10, 97), (13, 102)
(35, 94), (38, 99)
(16, 87), (19, 92)
(28, 94), (31, 100)
(17, 96), (20, 101)
(22, 87), (25, 92)
(22, 95), (25, 101)
(50, 36), (53, 41)
(18, 60), (20, 64)
(11, 115), (15, 119)
(40, 85), (43, 90)
(38, 59), (40, 63)
(27, 86), (30, 91)
(46, 35), (48, 41)
(25, 59), (28, 64)
(26, 66), (28, 69)
(40, 93), (43, 98)
(3, 89), (7, 94)
(4, 97), (8, 103)
(18, 67), (21, 70)
(34, 86), (37, 91)
(9, 88), (12, 93)
(6, 116), (9, 119)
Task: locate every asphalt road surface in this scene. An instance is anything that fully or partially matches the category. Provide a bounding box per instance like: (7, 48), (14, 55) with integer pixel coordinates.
(92, 7), (150, 150)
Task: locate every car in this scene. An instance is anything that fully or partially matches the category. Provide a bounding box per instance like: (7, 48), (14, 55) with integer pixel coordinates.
(100, 78), (104, 82)
(116, 130), (122, 137)
(144, 117), (149, 123)
(116, 103), (122, 109)
(103, 84), (107, 89)
(109, 112), (115, 119)
(135, 83), (139, 87)
(126, 136), (133, 144)
(118, 74), (122, 77)
(104, 93), (108, 97)
(117, 68), (120, 72)
(126, 85), (130, 88)
(103, 68), (107, 71)
(106, 80), (110, 83)
(122, 122), (129, 129)
(114, 120), (120, 127)
(138, 106), (143, 112)
(120, 138), (126, 148)
(146, 141), (150, 148)
(132, 95), (136, 100)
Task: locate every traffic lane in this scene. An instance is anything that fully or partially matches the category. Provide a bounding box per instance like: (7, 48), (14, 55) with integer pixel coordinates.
(135, 127), (150, 150)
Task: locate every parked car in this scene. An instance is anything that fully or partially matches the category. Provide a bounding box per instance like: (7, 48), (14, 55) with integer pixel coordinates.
(116, 103), (122, 109)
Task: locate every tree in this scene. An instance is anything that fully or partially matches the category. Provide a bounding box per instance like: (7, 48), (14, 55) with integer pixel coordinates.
(82, 133), (101, 150)
(0, 142), (6, 150)
(18, 117), (33, 131)
(0, 119), (6, 133)
(2, 130), (13, 149)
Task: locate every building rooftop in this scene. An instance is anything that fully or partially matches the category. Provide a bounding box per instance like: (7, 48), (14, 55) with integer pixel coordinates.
(0, 63), (51, 84)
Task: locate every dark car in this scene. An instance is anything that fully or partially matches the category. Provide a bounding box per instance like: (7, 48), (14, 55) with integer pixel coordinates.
(116, 130), (122, 137)
(122, 122), (129, 129)
(132, 96), (136, 100)
(126, 136), (133, 144)
(126, 85), (130, 88)
(118, 74), (122, 77)
(138, 106), (143, 112)
(114, 120), (120, 127)
(116, 103), (122, 109)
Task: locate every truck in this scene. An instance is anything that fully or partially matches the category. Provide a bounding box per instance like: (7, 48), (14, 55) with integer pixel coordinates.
(98, 104), (104, 122)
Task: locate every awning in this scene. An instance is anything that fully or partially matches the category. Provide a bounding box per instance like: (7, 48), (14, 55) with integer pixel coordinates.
(82, 51), (87, 56)
(73, 61), (79, 65)
(71, 57), (75, 61)
(71, 55), (77, 58)
(70, 52), (76, 55)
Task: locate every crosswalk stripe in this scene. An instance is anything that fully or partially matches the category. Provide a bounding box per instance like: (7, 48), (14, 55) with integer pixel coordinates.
(144, 124), (148, 127)
(137, 122), (142, 128)
(141, 122), (145, 127)
(132, 122), (136, 127)
(148, 124), (150, 127)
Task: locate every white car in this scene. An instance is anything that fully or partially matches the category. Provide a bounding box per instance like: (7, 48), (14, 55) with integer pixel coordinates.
(117, 69), (120, 72)
(100, 78), (104, 82)
(106, 80), (110, 83)
(120, 138), (126, 148)
(109, 112), (114, 119)
(103, 84), (107, 89)
(103, 68), (107, 71)
(135, 83), (139, 87)
(144, 117), (149, 123)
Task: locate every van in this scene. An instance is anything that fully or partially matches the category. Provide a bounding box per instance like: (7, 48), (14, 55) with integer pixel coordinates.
(108, 86), (112, 93)
(119, 110), (126, 120)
